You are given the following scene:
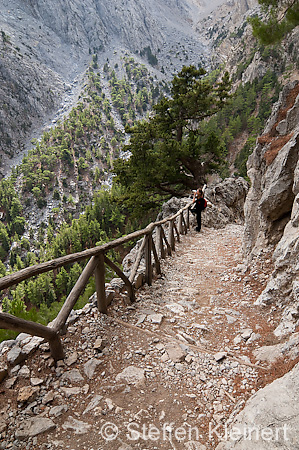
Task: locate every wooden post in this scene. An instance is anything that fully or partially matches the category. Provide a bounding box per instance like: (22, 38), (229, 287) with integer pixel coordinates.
(156, 226), (164, 259)
(53, 256), (98, 332)
(129, 236), (147, 284)
(48, 335), (65, 361)
(169, 220), (175, 251)
(178, 213), (183, 235)
(182, 213), (187, 234)
(186, 208), (190, 229)
(161, 226), (171, 256)
(151, 235), (161, 276)
(145, 234), (152, 286)
(95, 253), (107, 314)
(104, 255), (135, 303)
(173, 221), (180, 243)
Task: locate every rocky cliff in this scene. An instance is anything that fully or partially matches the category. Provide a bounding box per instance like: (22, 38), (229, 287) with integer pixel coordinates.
(197, 0), (299, 84)
(243, 81), (299, 336)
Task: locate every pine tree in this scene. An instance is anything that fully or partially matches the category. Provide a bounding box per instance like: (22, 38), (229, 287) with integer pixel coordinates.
(113, 66), (231, 216)
(249, 0), (299, 44)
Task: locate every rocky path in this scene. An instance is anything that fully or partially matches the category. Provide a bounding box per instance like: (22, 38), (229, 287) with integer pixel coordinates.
(0, 224), (295, 450)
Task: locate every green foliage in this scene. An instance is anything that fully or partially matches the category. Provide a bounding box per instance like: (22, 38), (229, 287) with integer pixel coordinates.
(200, 70), (280, 177)
(249, 0), (299, 44)
(0, 179), (26, 244)
(0, 185), (132, 342)
(113, 66), (231, 216)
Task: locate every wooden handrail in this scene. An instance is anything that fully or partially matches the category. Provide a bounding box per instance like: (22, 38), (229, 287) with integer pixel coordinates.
(0, 312), (64, 360)
(0, 204), (190, 291)
(0, 201), (192, 361)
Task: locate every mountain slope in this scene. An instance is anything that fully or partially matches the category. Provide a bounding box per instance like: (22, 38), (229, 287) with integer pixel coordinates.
(0, 0), (217, 173)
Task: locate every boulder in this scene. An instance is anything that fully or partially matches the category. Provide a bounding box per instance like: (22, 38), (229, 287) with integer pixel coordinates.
(84, 358), (102, 379)
(215, 362), (299, 449)
(165, 343), (186, 363)
(116, 366), (145, 385)
(7, 346), (26, 366)
(61, 369), (84, 383)
(15, 417), (56, 439)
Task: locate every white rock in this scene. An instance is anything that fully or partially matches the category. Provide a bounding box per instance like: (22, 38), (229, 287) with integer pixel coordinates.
(15, 417), (56, 439)
(214, 352), (227, 362)
(84, 358), (102, 379)
(165, 303), (185, 314)
(148, 314), (164, 324)
(83, 395), (103, 415)
(61, 369), (84, 383)
(62, 416), (92, 434)
(116, 366), (145, 385)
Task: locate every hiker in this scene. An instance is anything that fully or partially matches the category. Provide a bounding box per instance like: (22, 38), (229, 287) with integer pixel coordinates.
(192, 188), (207, 232)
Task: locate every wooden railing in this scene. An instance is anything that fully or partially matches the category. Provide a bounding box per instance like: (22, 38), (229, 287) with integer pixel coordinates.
(0, 202), (192, 361)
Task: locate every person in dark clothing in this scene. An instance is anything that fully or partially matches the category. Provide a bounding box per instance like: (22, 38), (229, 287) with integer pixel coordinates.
(192, 188), (206, 232)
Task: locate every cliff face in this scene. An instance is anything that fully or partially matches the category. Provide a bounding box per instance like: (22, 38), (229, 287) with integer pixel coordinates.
(243, 81), (299, 337)
(0, 39), (65, 174)
(0, 0), (212, 173)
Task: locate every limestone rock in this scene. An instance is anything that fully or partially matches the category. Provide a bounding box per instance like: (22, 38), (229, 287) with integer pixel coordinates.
(253, 333), (299, 364)
(22, 336), (44, 356)
(116, 366), (145, 385)
(165, 343), (186, 363)
(214, 352), (227, 362)
(215, 362), (299, 449)
(83, 395), (103, 415)
(62, 416), (92, 434)
(61, 369), (84, 383)
(148, 314), (164, 324)
(49, 404), (68, 418)
(240, 328), (253, 341)
(42, 390), (55, 405)
(110, 278), (125, 293)
(5, 376), (17, 389)
(94, 338), (108, 351)
(7, 346), (26, 366)
(15, 417), (56, 439)
(0, 339), (16, 355)
(65, 351), (79, 366)
(165, 303), (185, 315)
(0, 365), (8, 383)
(253, 344), (284, 364)
(30, 377), (44, 386)
(84, 358), (102, 379)
(18, 365), (30, 378)
(61, 387), (81, 397)
(243, 81), (299, 333)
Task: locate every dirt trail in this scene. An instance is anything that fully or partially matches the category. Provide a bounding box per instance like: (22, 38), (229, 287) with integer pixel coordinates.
(1, 224), (296, 450)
